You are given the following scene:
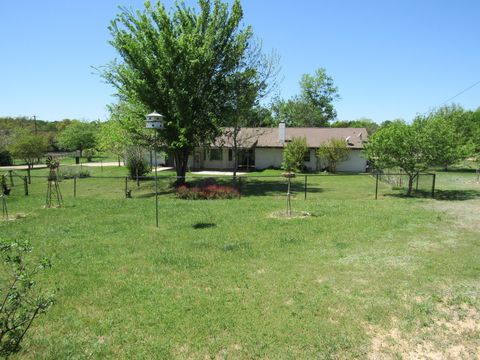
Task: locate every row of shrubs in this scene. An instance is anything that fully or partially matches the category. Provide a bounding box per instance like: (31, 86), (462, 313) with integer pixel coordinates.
(176, 184), (239, 199)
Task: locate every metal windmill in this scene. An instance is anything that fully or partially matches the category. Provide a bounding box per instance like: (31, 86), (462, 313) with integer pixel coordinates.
(45, 156), (63, 207)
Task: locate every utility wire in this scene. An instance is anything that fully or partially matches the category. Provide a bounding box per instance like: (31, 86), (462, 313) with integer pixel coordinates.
(438, 79), (480, 107)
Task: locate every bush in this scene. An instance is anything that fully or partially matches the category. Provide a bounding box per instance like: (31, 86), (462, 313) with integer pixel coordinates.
(83, 148), (96, 162)
(0, 150), (13, 166)
(0, 239), (55, 357)
(57, 168), (91, 180)
(176, 183), (239, 200)
(125, 147), (150, 179)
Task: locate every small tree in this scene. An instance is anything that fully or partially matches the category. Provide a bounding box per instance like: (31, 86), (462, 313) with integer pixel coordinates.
(0, 239), (55, 357)
(316, 138), (350, 173)
(125, 147), (150, 179)
(364, 120), (434, 196)
(9, 132), (49, 183)
(56, 121), (97, 157)
(282, 137), (308, 173)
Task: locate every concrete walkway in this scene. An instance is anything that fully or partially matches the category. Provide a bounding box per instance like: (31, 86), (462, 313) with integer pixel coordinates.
(190, 170), (247, 176)
(75, 162), (124, 167)
(0, 164), (46, 171)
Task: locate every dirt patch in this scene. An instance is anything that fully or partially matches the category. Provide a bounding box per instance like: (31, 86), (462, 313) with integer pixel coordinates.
(0, 213), (27, 221)
(268, 210), (312, 219)
(427, 199), (480, 232)
(367, 301), (480, 359)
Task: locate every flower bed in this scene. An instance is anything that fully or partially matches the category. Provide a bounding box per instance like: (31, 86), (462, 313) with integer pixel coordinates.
(176, 183), (239, 200)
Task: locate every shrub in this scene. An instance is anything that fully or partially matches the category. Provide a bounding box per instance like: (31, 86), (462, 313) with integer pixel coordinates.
(83, 148), (96, 162)
(125, 147), (150, 179)
(57, 168), (91, 180)
(0, 150), (13, 166)
(176, 184), (239, 200)
(0, 239), (55, 357)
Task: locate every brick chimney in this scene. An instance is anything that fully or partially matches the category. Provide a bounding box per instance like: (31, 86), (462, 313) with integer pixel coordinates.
(278, 121), (286, 145)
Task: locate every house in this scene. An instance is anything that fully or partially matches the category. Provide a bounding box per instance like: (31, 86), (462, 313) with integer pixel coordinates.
(186, 123), (368, 172)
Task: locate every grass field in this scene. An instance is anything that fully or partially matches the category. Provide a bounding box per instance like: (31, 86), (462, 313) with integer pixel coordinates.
(1, 164), (479, 359)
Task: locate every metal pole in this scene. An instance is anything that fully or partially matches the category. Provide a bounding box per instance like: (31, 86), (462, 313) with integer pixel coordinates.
(154, 131), (159, 228)
(24, 176), (28, 196)
(304, 175), (307, 200)
(74, 176), (77, 198)
(375, 172), (379, 200)
(431, 173), (436, 199)
(238, 176), (242, 199)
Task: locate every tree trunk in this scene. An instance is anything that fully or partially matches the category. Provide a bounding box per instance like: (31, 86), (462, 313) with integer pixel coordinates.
(173, 149), (189, 185)
(27, 163), (32, 184)
(79, 149), (83, 157)
(406, 174), (415, 196)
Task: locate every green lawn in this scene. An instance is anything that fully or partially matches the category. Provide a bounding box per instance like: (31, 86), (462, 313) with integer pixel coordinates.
(1, 165), (479, 359)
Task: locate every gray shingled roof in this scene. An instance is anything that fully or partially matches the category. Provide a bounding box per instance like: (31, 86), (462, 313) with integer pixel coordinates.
(213, 127), (368, 149)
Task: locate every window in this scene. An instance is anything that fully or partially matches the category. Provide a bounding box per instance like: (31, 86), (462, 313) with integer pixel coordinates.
(228, 149), (233, 161)
(210, 148), (223, 161)
(303, 150), (311, 162)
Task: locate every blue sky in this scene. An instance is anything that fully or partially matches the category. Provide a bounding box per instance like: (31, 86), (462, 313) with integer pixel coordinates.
(1, 0), (479, 123)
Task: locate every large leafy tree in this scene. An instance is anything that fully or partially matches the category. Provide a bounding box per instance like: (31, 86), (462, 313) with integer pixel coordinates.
(56, 121), (97, 157)
(331, 118), (380, 135)
(272, 68), (340, 127)
(102, 0), (258, 182)
(419, 107), (469, 171)
(365, 120), (435, 196)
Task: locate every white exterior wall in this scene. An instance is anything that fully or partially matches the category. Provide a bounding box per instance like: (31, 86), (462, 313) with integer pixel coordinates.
(303, 149), (317, 171)
(255, 148), (284, 169)
(333, 150), (367, 172)
(201, 149), (234, 169)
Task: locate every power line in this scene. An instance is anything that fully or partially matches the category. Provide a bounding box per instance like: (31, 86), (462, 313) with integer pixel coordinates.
(438, 79), (480, 107)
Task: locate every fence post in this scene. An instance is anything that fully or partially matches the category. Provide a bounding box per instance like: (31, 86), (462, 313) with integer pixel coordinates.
(9, 170), (14, 187)
(304, 175), (307, 200)
(238, 176), (242, 199)
(74, 176), (77, 198)
(24, 176), (28, 196)
(375, 172), (379, 200)
(431, 173), (436, 199)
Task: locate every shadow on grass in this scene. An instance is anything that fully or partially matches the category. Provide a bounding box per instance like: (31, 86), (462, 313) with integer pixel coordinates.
(134, 189), (175, 198)
(384, 189), (480, 201)
(241, 179), (324, 197)
(192, 222), (216, 229)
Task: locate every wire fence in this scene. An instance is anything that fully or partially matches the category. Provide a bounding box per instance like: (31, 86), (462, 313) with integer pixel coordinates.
(2, 170), (437, 201)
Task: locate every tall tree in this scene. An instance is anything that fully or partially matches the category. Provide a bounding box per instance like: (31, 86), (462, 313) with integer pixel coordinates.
(331, 118), (380, 135)
(56, 121), (97, 157)
(102, 0), (261, 183)
(272, 68), (339, 127)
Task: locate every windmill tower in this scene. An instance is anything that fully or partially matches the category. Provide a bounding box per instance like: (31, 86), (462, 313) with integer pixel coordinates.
(45, 156), (63, 208)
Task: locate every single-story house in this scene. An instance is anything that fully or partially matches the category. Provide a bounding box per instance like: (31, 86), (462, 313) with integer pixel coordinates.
(181, 123), (368, 172)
